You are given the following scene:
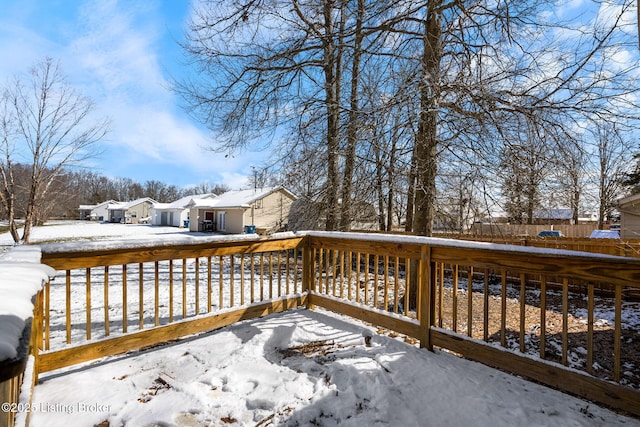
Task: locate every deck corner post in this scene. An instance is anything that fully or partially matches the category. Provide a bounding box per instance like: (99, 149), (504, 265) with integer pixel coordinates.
(31, 288), (45, 384)
(419, 245), (434, 351)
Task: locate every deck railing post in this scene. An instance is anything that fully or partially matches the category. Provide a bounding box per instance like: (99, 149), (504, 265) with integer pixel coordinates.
(302, 236), (313, 309)
(419, 245), (434, 351)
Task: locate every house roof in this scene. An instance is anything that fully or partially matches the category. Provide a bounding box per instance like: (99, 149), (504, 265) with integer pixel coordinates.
(107, 197), (158, 211)
(188, 186), (297, 209)
(617, 192), (640, 208)
(153, 194), (216, 211)
(532, 208), (573, 220)
(78, 200), (115, 211)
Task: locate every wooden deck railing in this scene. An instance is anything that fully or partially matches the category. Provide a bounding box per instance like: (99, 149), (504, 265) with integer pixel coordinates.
(28, 232), (640, 419)
(304, 232), (640, 417)
(37, 235), (308, 374)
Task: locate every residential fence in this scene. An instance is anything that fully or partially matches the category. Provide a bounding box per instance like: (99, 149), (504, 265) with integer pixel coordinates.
(435, 233), (640, 258)
(4, 232), (640, 425)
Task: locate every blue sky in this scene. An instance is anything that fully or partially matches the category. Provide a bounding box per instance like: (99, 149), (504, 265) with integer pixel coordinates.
(0, 0), (258, 190)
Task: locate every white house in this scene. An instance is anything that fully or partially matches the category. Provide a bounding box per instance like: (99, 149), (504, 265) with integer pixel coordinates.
(187, 186), (297, 234)
(78, 200), (114, 221)
(151, 194), (216, 227)
(616, 193), (640, 239)
(107, 198), (157, 224)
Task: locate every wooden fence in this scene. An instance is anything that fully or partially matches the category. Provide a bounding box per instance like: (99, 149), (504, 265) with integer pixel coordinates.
(24, 232), (640, 420)
(435, 233), (640, 258)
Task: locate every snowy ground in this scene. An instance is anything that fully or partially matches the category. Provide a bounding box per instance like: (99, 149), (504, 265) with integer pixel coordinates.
(0, 220), (201, 247)
(3, 222), (639, 426)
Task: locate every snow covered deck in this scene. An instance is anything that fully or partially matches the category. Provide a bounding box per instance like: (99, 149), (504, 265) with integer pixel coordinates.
(28, 309), (638, 426)
(1, 223), (640, 425)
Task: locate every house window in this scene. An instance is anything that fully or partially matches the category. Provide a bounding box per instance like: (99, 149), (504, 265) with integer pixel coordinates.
(218, 211), (226, 231)
(254, 199), (263, 209)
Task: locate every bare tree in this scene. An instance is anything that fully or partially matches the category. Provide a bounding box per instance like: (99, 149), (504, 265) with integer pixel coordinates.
(591, 121), (631, 228)
(0, 58), (109, 243)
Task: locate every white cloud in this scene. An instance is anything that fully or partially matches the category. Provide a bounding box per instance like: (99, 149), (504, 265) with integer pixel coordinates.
(0, 0), (241, 187)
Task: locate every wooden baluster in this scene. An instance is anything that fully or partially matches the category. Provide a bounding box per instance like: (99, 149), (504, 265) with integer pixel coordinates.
(122, 265), (128, 333)
(86, 268), (91, 340)
(520, 273), (526, 353)
(452, 265), (459, 333)
(364, 254), (369, 306)
(250, 254), (255, 303)
(540, 276), (547, 359)
(483, 268), (489, 342)
(207, 256), (212, 312)
(587, 283), (594, 374)
(614, 285), (622, 382)
(260, 253), (265, 301)
(404, 259), (410, 317)
(154, 261), (160, 326)
(182, 259), (187, 318)
(500, 269), (507, 347)
(195, 257), (200, 314)
(269, 252), (274, 299)
(383, 256), (390, 311)
(219, 256), (224, 309)
(467, 266), (474, 337)
(394, 257), (400, 314)
(230, 255), (235, 307)
(240, 254), (246, 305)
(562, 278), (569, 365)
(373, 255), (379, 309)
(169, 260), (174, 322)
(104, 266), (110, 336)
(438, 263), (444, 328)
(139, 263), (144, 330)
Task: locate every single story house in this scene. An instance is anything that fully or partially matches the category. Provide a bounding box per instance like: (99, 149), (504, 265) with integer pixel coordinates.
(107, 197), (157, 224)
(78, 200), (114, 221)
(151, 194), (216, 227)
(187, 186), (297, 234)
(532, 208), (574, 225)
(616, 193), (640, 239)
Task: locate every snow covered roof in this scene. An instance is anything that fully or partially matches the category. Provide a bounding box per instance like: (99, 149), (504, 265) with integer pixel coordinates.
(78, 200), (115, 211)
(153, 194), (216, 211)
(188, 186), (297, 209)
(107, 197), (158, 211)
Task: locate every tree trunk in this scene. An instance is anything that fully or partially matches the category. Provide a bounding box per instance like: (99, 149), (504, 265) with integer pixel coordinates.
(339, 0), (364, 232)
(405, 144), (417, 233)
(412, 3), (441, 237)
(323, 0), (341, 231)
(374, 140), (387, 231)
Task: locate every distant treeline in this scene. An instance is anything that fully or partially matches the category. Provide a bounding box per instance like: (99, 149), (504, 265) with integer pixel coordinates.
(0, 164), (230, 221)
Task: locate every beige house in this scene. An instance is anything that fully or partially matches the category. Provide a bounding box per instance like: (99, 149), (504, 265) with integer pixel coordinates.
(107, 197), (157, 224)
(187, 187), (297, 234)
(616, 193), (640, 239)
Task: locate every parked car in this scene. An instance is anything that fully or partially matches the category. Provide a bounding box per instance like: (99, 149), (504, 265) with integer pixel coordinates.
(588, 229), (620, 239)
(538, 230), (564, 237)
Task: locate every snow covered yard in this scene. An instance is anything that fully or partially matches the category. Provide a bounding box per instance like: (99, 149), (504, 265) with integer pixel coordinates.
(29, 308), (639, 427)
(0, 221), (201, 247)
